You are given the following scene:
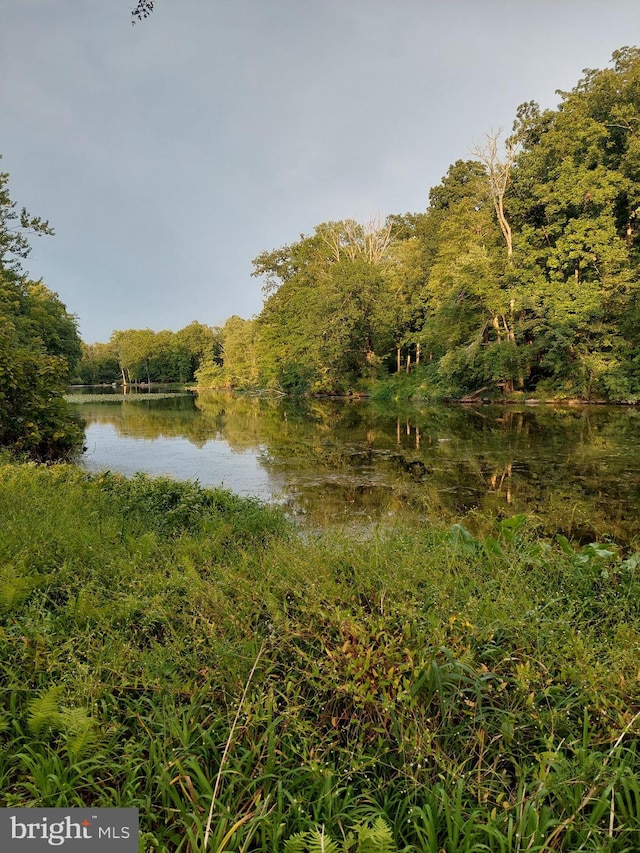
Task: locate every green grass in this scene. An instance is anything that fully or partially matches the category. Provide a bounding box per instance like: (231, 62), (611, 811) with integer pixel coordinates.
(1, 461), (639, 851)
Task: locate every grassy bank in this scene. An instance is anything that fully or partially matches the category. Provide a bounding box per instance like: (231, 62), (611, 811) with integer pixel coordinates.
(1, 462), (639, 851)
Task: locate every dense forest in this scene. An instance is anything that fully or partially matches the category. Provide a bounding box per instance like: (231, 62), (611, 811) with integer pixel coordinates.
(81, 48), (640, 401)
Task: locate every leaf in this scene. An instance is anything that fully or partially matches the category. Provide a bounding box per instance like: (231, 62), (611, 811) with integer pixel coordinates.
(356, 817), (397, 852)
(0, 564), (38, 611)
(556, 534), (574, 555)
(583, 543), (616, 560)
(498, 513), (528, 531)
(496, 513), (527, 543)
(284, 827), (341, 853)
(284, 834), (310, 853)
(65, 719), (99, 760)
(621, 554), (639, 572)
(483, 535), (505, 558)
(27, 686), (64, 735)
(450, 523), (477, 553)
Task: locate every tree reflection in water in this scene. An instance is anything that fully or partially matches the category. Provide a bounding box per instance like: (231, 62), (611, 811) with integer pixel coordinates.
(71, 392), (640, 544)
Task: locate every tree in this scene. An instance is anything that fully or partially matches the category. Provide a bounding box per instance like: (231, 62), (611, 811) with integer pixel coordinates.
(377, 227), (429, 372)
(504, 47), (640, 397)
(420, 159), (528, 394)
(189, 49), (640, 401)
(24, 280), (82, 371)
(251, 219), (399, 393)
(102, 322), (222, 385)
(175, 321), (222, 379)
(73, 342), (120, 385)
(215, 316), (259, 389)
(471, 131), (516, 259)
(0, 164), (53, 271)
(109, 328), (157, 385)
(408, 50), (640, 400)
(0, 161), (82, 458)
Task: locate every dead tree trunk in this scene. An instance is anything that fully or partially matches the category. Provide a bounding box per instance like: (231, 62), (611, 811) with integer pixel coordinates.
(472, 131), (515, 259)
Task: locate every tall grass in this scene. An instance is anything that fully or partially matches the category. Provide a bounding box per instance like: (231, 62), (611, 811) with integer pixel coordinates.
(0, 461), (639, 850)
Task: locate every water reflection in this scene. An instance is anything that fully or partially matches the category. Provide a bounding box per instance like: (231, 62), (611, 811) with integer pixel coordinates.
(71, 392), (640, 542)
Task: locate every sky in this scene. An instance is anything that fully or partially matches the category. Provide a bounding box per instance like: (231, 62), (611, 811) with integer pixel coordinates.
(1, 0), (639, 343)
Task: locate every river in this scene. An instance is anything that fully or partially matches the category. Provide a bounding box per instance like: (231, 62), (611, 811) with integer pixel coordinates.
(69, 390), (640, 543)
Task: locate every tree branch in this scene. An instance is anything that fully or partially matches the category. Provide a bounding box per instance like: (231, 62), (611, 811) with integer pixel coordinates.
(131, 1), (155, 24)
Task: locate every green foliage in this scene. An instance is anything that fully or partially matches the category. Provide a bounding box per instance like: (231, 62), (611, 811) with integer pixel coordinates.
(72, 342), (120, 385)
(27, 687), (65, 736)
(0, 161), (53, 267)
(2, 461), (640, 848)
(248, 221), (399, 393)
(27, 687), (99, 759)
(0, 162), (82, 459)
(6, 44), (640, 851)
(91, 322), (222, 387)
(218, 315), (260, 389)
(0, 562), (39, 611)
(193, 357), (224, 387)
(186, 49), (640, 403)
(77, 49), (640, 403)
(284, 819), (396, 853)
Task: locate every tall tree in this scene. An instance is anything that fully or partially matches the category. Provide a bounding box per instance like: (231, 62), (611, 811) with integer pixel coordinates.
(505, 47), (640, 397)
(109, 328), (157, 385)
(472, 131), (516, 259)
(251, 219), (398, 393)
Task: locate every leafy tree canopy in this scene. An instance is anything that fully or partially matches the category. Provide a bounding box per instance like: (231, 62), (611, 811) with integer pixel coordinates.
(0, 161), (82, 458)
(238, 48), (640, 401)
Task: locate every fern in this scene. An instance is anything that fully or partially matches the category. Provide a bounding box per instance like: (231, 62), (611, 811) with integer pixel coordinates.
(0, 564), (37, 611)
(27, 686), (64, 735)
(284, 833), (311, 853)
(27, 688), (100, 758)
(356, 817), (396, 853)
(306, 826), (341, 853)
(284, 826), (340, 853)
(62, 707), (100, 759)
(283, 820), (396, 853)
(67, 588), (100, 622)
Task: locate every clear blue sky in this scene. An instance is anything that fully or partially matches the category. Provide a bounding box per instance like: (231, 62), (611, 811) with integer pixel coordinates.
(2, 0), (639, 342)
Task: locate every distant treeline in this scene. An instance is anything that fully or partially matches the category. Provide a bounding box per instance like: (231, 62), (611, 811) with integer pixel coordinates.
(73, 322), (222, 385)
(82, 47), (640, 401)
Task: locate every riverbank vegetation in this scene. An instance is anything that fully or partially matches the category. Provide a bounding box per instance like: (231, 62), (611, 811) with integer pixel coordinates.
(1, 460), (639, 850)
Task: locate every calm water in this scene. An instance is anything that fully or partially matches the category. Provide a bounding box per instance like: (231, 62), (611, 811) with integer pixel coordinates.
(70, 391), (640, 542)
